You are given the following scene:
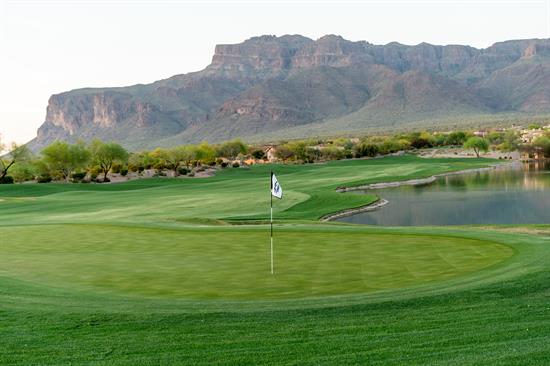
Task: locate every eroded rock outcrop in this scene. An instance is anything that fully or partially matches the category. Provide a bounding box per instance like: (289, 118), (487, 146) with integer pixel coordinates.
(29, 35), (550, 151)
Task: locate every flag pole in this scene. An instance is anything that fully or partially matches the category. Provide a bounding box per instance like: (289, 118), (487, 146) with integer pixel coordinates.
(270, 171), (274, 275)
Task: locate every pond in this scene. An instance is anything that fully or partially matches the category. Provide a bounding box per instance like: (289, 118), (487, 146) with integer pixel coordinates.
(336, 161), (550, 226)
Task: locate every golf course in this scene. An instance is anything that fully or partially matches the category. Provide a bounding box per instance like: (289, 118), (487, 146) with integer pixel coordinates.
(1, 155), (550, 365)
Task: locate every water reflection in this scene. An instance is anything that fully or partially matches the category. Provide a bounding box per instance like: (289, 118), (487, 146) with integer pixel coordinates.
(336, 162), (550, 226)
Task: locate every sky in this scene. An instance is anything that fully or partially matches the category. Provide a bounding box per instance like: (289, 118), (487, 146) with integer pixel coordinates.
(1, 0), (549, 149)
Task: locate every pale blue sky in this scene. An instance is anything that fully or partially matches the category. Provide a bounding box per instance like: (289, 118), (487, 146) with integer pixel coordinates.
(1, 0), (549, 147)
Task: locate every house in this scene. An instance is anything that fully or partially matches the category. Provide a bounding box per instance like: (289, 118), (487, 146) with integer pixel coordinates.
(473, 130), (488, 137)
(520, 129), (545, 143)
(264, 145), (278, 162)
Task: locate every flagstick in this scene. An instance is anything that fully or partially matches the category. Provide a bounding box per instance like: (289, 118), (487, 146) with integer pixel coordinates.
(270, 174), (274, 275)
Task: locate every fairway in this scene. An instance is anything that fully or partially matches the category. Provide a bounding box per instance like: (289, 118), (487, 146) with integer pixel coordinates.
(2, 156), (550, 365)
(1, 224), (512, 299)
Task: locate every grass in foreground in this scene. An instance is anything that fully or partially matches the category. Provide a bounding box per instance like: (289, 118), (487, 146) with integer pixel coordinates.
(0, 225), (548, 365)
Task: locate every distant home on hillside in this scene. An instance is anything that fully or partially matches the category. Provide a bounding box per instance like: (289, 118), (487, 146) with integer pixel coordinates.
(264, 145), (278, 162)
(520, 129), (545, 143)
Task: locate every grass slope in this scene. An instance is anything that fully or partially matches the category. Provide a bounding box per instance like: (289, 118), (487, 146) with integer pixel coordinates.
(3, 156), (549, 365)
(1, 226), (549, 365)
(0, 155), (496, 224)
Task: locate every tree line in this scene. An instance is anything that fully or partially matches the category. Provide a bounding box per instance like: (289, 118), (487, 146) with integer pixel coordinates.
(0, 127), (546, 184)
(0, 138), (249, 184)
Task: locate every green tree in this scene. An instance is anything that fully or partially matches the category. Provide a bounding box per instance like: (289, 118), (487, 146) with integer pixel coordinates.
(445, 131), (467, 146)
(532, 136), (550, 157)
(195, 142), (216, 165)
(274, 145), (294, 161)
(464, 137), (489, 158)
(41, 141), (89, 181)
(151, 146), (195, 176)
(1, 139), (31, 182)
(217, 139), (248, 159)
(90, 140), (128, 181)
(285, 141), (308, 161)
(180, 145), (198, 168)
(10, 163), (36, 183)
(33, 159), (53, 183)
(128, 151), (156, 172)
(486, 131), (504, 145)
(499, 131), (521, 152)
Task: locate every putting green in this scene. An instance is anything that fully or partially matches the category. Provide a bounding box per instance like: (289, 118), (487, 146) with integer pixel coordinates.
(1, 224), (513, 299)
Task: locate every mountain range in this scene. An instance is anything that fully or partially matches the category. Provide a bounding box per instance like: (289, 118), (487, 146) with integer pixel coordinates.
(29, 34), (550, 150)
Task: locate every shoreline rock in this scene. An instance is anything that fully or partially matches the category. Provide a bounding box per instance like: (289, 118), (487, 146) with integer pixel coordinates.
(320, 199), (389, 221)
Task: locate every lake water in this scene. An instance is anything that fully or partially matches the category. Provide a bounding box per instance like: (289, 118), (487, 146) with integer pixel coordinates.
(336, 161), (550, 226)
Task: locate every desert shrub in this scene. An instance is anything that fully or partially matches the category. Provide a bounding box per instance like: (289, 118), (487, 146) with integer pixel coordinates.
(343, 149), (354, 159)
(251, 149), (266, 160)
(120, 169), (128, 176)
(433, 134), (447, 146)
(71, 172), (87, 183)
(221, 162), (228, 168)
(153, 162), (166, 170)
(111, 163), (123, 174)
(89, 167), (100, 180)
(406, 132), (435, 149)
(0, 176), (14, 184)
(232, 162), (240, 168)
(354, 142), (379, 158)
(445, 131), (467, 146)
(319, 147), (341, 160)
(178, 167), (189, 175)
(37, 175), (52, 183)
(275, 145), (295, 161)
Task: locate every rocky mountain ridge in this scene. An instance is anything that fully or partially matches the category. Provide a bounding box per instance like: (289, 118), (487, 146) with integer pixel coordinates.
(30, 35), (550, 150)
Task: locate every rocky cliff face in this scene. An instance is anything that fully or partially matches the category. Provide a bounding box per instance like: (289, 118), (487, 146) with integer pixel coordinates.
(29, 35), (550, 150)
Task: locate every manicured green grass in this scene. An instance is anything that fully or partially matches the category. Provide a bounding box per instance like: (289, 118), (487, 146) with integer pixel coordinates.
(4, 155), (549, 365)
(1, 226), (549, 365)
(0, 155), (497, 225)
(0, 224), (512, 300)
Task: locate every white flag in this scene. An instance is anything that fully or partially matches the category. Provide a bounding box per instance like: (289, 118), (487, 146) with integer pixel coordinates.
(271, 172), (283, 199)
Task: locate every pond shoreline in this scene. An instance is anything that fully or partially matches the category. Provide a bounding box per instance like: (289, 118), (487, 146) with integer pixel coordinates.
(322, 162), (515, 222)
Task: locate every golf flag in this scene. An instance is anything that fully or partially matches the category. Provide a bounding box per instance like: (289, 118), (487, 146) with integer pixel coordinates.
(269, 171), (282, 275)
(271, 173), (283, 199)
